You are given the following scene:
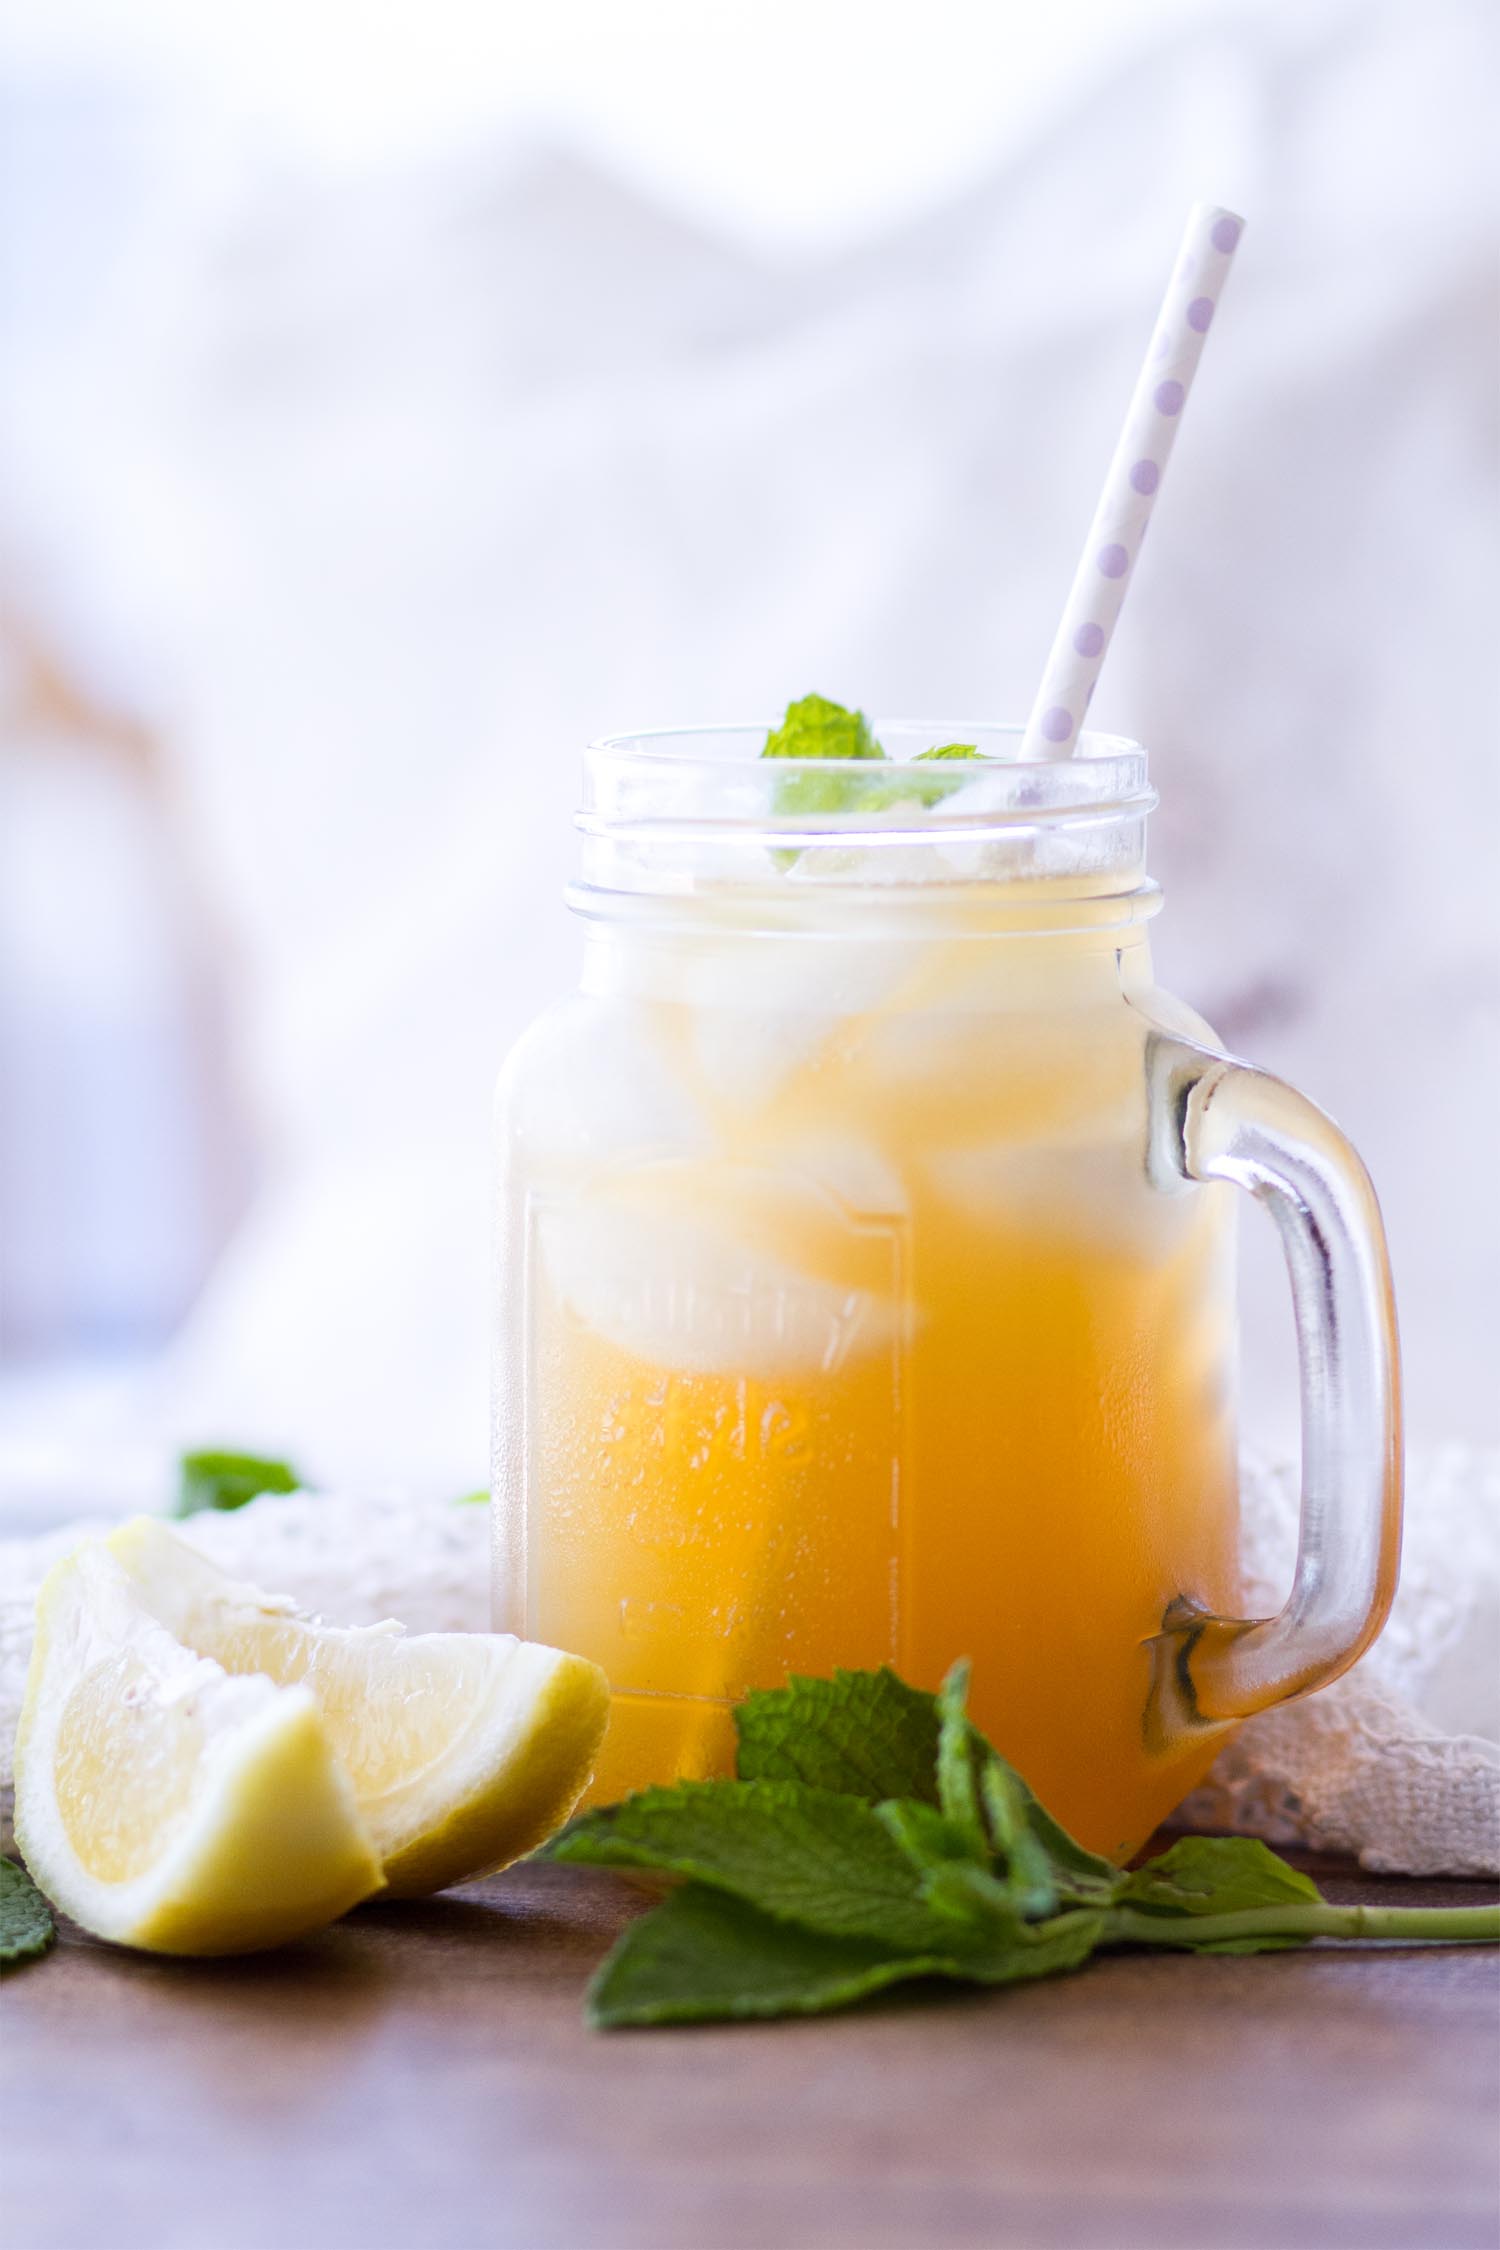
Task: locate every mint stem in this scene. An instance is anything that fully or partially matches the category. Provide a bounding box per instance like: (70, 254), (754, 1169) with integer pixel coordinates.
(1107, 1902), (1500, 1949)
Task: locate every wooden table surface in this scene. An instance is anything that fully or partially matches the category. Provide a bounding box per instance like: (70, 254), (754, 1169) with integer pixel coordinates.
(6, 1851), (1497, 2250)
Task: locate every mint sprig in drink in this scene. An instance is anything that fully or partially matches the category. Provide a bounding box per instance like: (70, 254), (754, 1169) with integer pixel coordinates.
(494, 207), (1401, 1863)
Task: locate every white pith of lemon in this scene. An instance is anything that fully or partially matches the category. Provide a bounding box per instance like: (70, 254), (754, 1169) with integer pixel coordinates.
(14, 1518), (611, 1954)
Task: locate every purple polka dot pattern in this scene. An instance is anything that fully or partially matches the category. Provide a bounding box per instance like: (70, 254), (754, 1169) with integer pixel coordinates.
(1019, 205), (1243, 761)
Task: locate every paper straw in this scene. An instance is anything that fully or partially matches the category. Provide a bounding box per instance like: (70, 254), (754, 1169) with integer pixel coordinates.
(1017, 202), (1245, 761)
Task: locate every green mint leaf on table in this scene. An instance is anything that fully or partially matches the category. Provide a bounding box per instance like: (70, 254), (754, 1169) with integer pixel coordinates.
(975, 1757), (1064, 1919)
(176, 1450), (302, 1518)
(1, 1858), (56, 1970)
(558, 1663), (1499, 2027)
(734, 1665), (942, 1802)
(1112, 1835), (1327, 1954)
(986, 1762), (1121, 1907)
(546, 1779), (976, 1954)
(891, 1838), (1041, 1944)
(589, 1882), (1107, 2029)
(1119, 1834), (1324, 1917)
(934, 1661), (989, 1854)
(876, 1795), (991, 1881)
(588, 1881), (968, 2029)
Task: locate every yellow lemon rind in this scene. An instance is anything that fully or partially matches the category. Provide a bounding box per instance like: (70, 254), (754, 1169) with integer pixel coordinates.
(377, 1643), (610, 1898)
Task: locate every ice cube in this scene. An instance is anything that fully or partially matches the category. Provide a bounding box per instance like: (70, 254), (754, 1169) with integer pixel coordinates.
(502, 996), (712, 1170)
(677, 935), (921, 1117)
(923, 1141), (1209, 1262)
(534, 1158), (907, 1380)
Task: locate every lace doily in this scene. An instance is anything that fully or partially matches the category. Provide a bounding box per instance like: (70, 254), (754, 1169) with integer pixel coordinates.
(1178, 1447), (1500, 1873)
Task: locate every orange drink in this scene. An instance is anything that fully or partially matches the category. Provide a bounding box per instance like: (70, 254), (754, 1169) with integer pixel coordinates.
(494, 724), (1401, 1862)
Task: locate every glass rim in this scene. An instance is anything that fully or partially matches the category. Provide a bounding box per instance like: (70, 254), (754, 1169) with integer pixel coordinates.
(581, 722), (1154, 836)
(575, 720), (1156, 906)
(588, 718), (1144, 768)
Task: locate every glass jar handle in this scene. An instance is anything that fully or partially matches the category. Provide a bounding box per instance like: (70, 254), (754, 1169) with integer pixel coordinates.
(1145, 1035), (1403, 1739)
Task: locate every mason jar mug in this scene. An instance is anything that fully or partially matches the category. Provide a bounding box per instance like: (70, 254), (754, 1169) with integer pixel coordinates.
(492, 725), (1401, 1861)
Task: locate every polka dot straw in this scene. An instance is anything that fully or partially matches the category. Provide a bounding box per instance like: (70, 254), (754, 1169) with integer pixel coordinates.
(1018, 202), (1244, 761)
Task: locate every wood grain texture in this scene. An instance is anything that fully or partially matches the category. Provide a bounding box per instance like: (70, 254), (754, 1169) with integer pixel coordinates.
(4, 1853), (1496, 2250)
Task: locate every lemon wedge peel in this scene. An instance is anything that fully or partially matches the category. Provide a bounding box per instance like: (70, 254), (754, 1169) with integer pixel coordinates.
(14, 1520), (612, 1955)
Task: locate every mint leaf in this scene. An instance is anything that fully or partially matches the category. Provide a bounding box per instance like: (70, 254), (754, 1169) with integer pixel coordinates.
(588, 1882), (968, 2028)
(863, 742), (983, 813)
(934, 1662), (988, 1854)
(558, 1661), (1498, 2028)
(735, 1667), (942, 1803)
(1120, 1835), (1325, 1917)
(451, 1489), (489, 1506)
(912, 1856), (1033, 1939)
(1115, 1836), (1325, 1953)
(762, 693), (886, 847)
(1, 1858), (56, 1969)
(976, 1757), (1064, 1918)
(759, 699), (986, 841)
(176, 1450), (301, 1518)
(762, 694), (882, 765)
(890, 1755), (1068, 1924)
(876, 1796), (987, 1874)
(928, 1666), (1083, 1920)
(996, 1768), (1120, 1906)
(545, 1780), (962, 1954)
(968, 1910), (1110, 1988)
(825, 741), (988, 818)
(736, 1664), (1114, 1911)
(773, 766), (884, 822)
(875, 1796), (1054, 1944)
(590, 1881), (1109, 2026)
(871, 1798), (1031, 1943)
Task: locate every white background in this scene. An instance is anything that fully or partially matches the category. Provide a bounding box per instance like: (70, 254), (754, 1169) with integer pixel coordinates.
(0, 0), (1495, 1513)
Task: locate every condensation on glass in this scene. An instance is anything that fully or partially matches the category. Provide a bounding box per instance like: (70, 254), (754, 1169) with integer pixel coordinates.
(493, 725), (1401, 1860)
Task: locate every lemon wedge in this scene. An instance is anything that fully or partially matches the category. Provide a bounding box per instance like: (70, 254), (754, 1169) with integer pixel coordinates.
(14, 1535), (382, 1955)
(15, 1519), (612, 1954)
(105, 1517), (611, 1898)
